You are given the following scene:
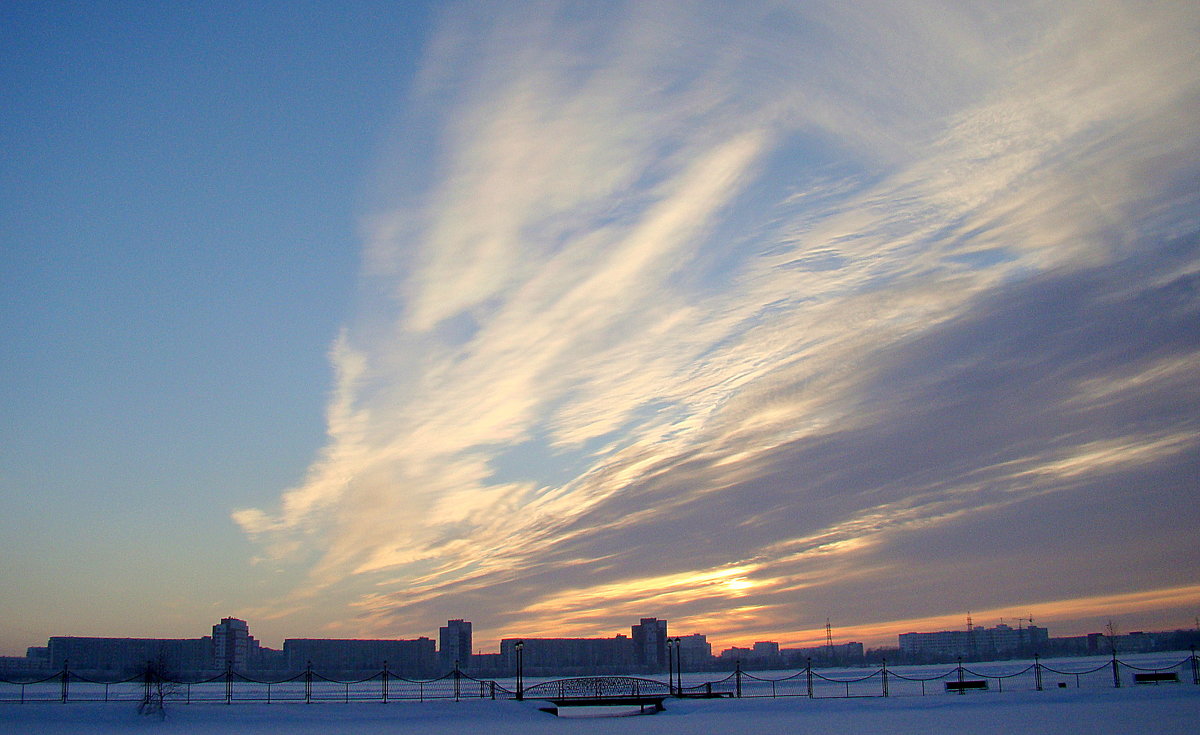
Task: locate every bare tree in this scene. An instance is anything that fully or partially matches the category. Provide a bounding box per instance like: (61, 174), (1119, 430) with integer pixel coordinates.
(137, 652), (179, 718)
(1104, 620), (1120, 655)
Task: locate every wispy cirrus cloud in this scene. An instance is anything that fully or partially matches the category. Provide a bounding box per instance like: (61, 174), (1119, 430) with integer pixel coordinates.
(235, 0), (1200, 646)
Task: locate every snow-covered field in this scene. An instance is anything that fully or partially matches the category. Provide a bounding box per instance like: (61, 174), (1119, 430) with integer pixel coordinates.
(1, 687), (1196, 734)
(1, 653), (1195, 733)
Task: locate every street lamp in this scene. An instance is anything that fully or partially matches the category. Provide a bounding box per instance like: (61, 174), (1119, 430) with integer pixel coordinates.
(670, 637), (683, 695)
(514, 640), (524, 700)
(666, 638), (675, 695)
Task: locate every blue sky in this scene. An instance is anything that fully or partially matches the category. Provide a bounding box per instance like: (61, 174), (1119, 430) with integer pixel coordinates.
(2, 0), (1198, 655)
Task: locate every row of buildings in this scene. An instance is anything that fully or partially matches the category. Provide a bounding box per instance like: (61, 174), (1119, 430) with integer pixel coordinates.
(0, 617), (679, 678)
(458, 618), (677, 676)
(714, 641), (866, 669)
(898, 622), (1050, 661)
(882, 622), (1200, 664)
(1, 618), (441, 678)
(6, 616), (1195, 678)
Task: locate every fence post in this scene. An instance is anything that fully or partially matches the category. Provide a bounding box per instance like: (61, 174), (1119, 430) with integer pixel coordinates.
(382, 660), (389, 703)
(806, 658), (813, 698)
(454, 660), (461, 701)
(882, 658), (889, 697)
(1190, 646), (1198, 686)
(956, 657), (965, 695)
(144, 660), (154, 708)
(305, 661), (313, 704)
(1111, 650), (1120, 688)
(1034, 653), (1043, 691)
(735, 660), (743, 698)
(60, 660), (69, 703)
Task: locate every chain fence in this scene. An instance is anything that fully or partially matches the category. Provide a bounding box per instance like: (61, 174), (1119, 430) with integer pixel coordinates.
(2, 649), (1196, 705)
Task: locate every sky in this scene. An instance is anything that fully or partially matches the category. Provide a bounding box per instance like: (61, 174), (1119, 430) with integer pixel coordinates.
(2, 0), (1198, 657)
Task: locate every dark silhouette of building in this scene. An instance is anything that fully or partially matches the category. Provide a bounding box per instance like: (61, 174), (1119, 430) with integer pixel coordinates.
(676, 633), (712, 669)
(631, 618), (668, 671)
(48, 619), (279, 675)
(499, 635), (636, 675)
(439, 619), (472, 672)
(283, 637), (435, 677)
(782, 641), (865, 667)
(48, 636), (215, 675)
(899, 623), (1049, 661)
(212, 617), (250, 669)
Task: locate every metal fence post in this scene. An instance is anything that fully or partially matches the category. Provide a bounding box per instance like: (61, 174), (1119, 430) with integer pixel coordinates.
(806, 658), (813, 698)
(1190, 646), (1198, 686)
(735, 660), (742, 698)
(60, 660), (69, 703)
(454, 661), (461, 701)
(382, 661), (389, 703)
(1034, 653), (1043, 691)
(882, 658), (889, 697)
(1111, 650), (1120, 688)
(304, 661), (313, 704)
(956, 657), (965, 695)
(144, 660), (153, 708)
(225, 661), (233, 704)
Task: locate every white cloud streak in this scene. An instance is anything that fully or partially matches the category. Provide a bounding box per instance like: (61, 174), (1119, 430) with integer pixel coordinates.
(235, 0), (1200, 641)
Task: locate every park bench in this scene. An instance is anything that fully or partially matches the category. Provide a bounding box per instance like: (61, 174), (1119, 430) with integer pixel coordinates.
(543, 695), (666, 716)
(945, 680), (988, 692)
(525, 676), (670, 716)
(1133, 672), (1178, 684)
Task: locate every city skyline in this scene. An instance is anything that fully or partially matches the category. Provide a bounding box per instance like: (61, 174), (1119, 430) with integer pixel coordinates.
(3, 602), (1194, 661)
(3, 2), (1198, 657)
(8, 612), (1194, 677)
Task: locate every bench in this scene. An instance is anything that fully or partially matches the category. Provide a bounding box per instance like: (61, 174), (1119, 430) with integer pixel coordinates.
(1133, 672), (1178, 684)
(945, 680), (988, 692)
(545, 695), (666, 715)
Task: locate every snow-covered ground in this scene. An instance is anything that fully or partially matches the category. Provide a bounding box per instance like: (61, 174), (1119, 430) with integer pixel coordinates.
(1, 687), (1196, 734)
(1, 653), (1195, 733)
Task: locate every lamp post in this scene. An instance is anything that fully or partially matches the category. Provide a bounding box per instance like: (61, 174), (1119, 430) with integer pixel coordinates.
(669, 637), (682, 695)
(666, 638), (675, 695)
(514, 641), (524, 700)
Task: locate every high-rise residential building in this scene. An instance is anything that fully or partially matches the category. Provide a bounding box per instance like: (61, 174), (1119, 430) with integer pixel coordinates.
(676, 633), (712, 669)
(439, 619), (472, 671)
(631, 617), (668, 670)
(212, 617), (250, 669)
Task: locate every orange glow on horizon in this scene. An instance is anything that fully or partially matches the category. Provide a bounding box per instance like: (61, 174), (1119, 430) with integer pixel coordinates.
(471, 583), (1200, 653)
